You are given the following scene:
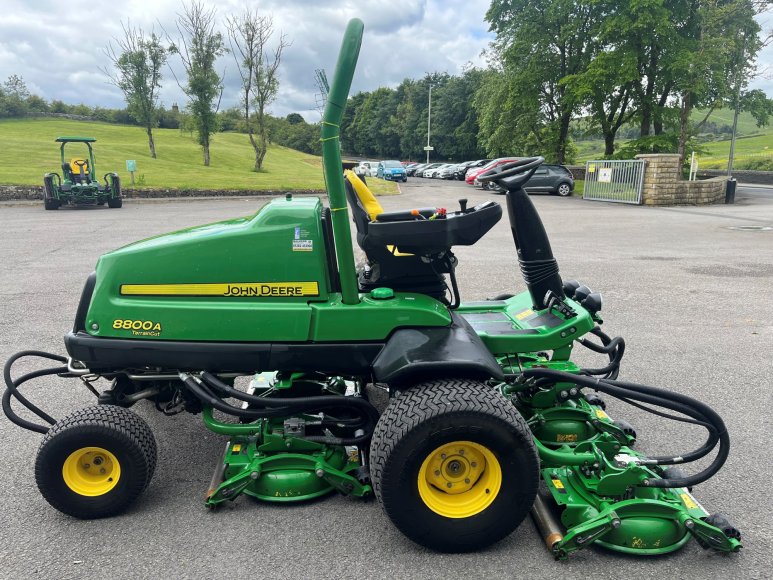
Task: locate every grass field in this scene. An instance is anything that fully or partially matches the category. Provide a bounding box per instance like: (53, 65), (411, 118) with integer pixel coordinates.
(0, 118), (399, 194)
(574, 109), (773, 169)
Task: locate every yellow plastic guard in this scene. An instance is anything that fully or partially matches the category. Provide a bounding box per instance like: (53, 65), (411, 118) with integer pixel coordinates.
(344, 170), (383, 220)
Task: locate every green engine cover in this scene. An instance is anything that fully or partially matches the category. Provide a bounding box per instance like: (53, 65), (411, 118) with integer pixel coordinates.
(84, 195), (450, 343)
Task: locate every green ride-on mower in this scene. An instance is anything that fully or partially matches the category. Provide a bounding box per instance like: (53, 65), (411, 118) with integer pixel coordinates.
(43, 137), (122, 210)
(4, 20), (741, 558)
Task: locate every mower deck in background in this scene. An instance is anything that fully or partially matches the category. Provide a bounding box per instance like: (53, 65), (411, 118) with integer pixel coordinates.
(43, 137), (122, 209)
(4, 19), (740, 559)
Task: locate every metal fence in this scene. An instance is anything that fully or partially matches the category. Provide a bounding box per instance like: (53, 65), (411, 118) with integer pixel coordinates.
(583, 160), (645, 204)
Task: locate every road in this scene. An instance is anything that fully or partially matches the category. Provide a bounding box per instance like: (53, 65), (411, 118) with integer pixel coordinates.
(737, 183), (773, 199)
(1, 180), (772, 579)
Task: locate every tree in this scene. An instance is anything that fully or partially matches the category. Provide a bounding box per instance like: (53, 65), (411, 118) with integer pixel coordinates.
(0, 75), (30, 118)
(226, 10), (290, 171)
(104, 23), (167, 158)
(485, 0), (596, 163)
(169, 1), (227, 166)
(670, 0), (762, 162)
(286, 113), (304, 125)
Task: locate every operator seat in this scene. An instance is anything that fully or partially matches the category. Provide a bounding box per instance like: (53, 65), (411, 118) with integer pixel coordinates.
(70, 158), (89, 183)
(343, 170), (451, 301)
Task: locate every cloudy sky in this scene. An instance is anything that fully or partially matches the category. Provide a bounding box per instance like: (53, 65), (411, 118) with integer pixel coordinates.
(0, 0), (771, 121)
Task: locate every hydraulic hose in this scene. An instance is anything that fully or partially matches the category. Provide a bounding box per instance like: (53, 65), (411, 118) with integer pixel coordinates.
(3, 350), (70, 434)
(520, 368), (729, 489)
(183, 372), (379, 445)
(578, 328), (625, 379)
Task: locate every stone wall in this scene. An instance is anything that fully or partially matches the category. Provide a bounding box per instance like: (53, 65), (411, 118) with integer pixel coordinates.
(697, 169), (773, 185)
(635, 154), (727, 205)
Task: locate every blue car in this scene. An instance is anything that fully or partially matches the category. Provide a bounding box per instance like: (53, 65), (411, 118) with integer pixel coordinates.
(377, 160), (407, 182)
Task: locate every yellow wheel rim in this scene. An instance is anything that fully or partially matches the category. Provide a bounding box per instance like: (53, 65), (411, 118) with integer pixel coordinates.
(417, 440), (502, 518)
(62, 447), (121, 496)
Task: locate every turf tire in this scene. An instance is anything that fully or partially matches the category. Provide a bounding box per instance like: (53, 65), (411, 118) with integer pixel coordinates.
(370, 379), (539, 552)
(43, 175), (60, 210)
(35, 405), (157, 519)
(107, 174), (122, 208)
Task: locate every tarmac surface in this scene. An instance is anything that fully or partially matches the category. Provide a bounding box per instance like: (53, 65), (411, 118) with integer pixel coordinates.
(1, 179), (772, 579)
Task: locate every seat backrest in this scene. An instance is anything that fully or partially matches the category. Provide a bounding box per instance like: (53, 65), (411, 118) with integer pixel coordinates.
(344, 176), (370, 237)
(70, 158), (90, 181)
(344, 170), (383, 220)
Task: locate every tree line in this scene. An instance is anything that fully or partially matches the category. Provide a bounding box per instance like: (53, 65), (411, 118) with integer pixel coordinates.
(340, 0), (771, 165)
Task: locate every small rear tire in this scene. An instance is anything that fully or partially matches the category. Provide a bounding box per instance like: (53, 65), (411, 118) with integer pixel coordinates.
(35, 405), (157, 519)
(370, 379), (539, 552)
(43, 175), (60, 210)
(107, 173), (122, 208)
(557, 183), (572, 197)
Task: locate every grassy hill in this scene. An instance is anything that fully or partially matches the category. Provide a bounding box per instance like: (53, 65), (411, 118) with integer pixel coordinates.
(0, 118), (397, 194)
(574, 109), (773, 168)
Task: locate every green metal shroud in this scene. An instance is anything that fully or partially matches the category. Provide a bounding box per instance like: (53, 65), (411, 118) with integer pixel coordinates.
(67, 18), (741, 558)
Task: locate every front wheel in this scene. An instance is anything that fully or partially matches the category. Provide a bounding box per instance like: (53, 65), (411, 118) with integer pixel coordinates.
(370, 379), (538, 552)
(557, 182), (572, 197)
(35, 405), (157, 519)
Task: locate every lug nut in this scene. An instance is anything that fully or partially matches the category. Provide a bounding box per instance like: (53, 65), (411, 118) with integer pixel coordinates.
(446, 482), (453, 488)
(435, 470), (441, 476)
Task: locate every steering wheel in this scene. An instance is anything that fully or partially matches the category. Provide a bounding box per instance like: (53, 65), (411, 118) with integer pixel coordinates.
(73, 159), (88, 171)
(477, 157), (544, 190)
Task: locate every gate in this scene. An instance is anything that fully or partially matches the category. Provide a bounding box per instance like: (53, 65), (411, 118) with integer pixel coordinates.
(583, 160), (645, 204)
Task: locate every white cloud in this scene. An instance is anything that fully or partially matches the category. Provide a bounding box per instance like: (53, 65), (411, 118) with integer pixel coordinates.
(1, 0), (770, 123)
(0, 0), (493, 120)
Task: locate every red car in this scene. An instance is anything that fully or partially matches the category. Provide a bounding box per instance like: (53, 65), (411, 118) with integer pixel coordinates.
(465, 157), (520, 185)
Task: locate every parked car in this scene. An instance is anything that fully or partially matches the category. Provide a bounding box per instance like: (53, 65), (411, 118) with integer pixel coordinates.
(407, 163), (427, 176)
(356, 161), (379, 177)
(427, 164), (452, 178)
(457, 159), (491, 180)
(466, 157), (519, 185)
(377, 160), (408, 182)
(418, 163), (444, 177)
(438, 164), (458, 179)
(489, 164), (575, 196)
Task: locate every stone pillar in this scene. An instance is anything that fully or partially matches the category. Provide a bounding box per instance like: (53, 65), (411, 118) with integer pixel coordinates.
(635, 154), (681, 205)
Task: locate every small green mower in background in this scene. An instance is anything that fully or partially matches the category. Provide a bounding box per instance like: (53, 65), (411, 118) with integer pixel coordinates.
(43, 137), (122, 210)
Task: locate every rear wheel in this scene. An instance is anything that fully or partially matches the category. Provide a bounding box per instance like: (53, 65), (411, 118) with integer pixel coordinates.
(370, 379), (538, 552)
(557, 182), (572, 197)
(43, 175), (60, 210)
(35, 405), (156, 519)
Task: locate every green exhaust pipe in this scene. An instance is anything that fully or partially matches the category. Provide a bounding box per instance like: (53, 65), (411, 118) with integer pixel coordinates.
(321, 18), (364, 305)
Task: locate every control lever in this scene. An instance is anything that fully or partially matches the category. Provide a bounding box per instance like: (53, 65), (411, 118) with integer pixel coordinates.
(459, 198), (468, 213)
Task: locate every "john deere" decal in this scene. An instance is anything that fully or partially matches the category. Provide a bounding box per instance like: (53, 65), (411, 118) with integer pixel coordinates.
(120, 282), (320, 297)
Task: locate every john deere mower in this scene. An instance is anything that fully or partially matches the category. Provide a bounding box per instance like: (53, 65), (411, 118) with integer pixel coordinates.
(4, 20), (741, 558)
(43, 137), (122, 210)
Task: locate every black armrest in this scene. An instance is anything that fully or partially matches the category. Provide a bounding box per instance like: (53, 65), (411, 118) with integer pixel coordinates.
(375, 207), (436, 222)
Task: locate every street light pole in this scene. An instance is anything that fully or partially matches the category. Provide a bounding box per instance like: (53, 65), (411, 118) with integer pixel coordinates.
(426, 85), (432, 165)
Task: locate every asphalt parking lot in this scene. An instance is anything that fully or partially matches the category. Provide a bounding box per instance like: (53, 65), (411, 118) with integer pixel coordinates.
(1, 179), (772, 579)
